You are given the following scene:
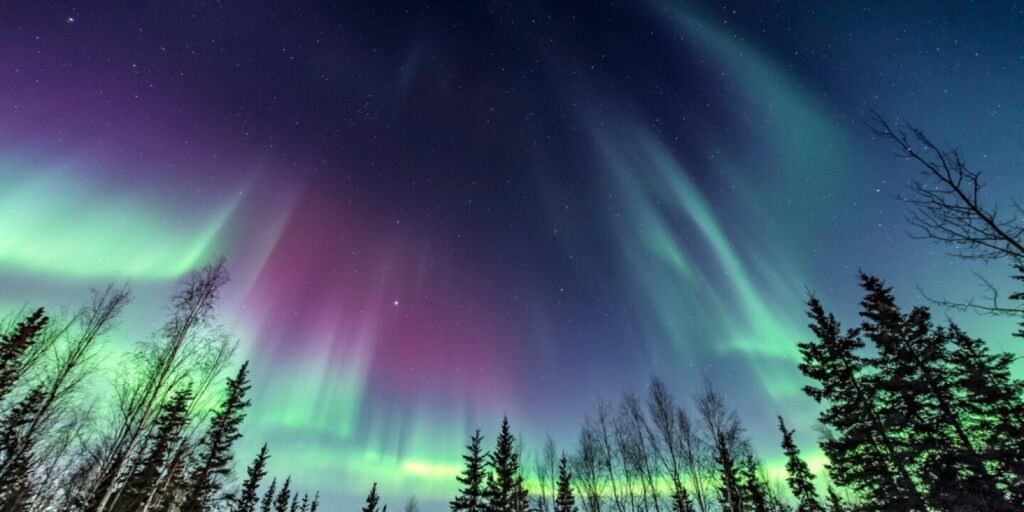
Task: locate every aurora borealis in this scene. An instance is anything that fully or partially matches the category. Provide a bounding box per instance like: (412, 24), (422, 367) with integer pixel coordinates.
(2, 0), (1024, 509)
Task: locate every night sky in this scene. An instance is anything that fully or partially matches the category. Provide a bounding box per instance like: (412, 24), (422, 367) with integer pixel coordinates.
(2, 1), (1023, 509)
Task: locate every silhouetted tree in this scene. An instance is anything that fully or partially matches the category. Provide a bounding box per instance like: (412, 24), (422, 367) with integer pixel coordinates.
(574, 419), (605, 512)
(554, 455), (577, 512)
(777, 416), (821, 512)
(91, 260), (231, 512)
(647, 379), (693, 512)
(872, 114), (1024, 335)
(798, 294), (924, 510)
(363, 482), (382, 512)
(737, 453), (769, 512)
(184, 361), (252, 509)
(825, 487), (844, 512)
(274, 476), (292, 512)
(0, 385), (46, 509)
(486, 417), (528, 512)
(452, 429), (488, 512)
(0, 309), (48, 402)
(232, 444), (270, 512)
(115, 387), (193, 511)
(260, 477), (277, 512)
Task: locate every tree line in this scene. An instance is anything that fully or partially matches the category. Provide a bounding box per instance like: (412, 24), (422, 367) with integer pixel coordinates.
(363, 119), (1024, 512)
(0, 259), (318, 511)
(0, 118), (1020, 511)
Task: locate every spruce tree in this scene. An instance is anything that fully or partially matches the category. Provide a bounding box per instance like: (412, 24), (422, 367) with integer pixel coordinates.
(452, 429), (488, 512)
(363, 482), (382, 512)
(713, 433), (742, 512)
(0, 309), (48, 402)
(485, 417), (528, 512)
(289, 491), (299, 512)
(858, 274), (1008, 510)
(115, 387), (193, 512)
(825, 487), (845, 512)
(946, 324), (1024, 505)
(798, 294), (923, 509)
(777, 416), (822, 512)
(553, 455), (576, 512)
(275, 477), (292, 512)
(310, 492), (320, 512)
(737, 453), (768, 512)
(232, 444), (270, 512)
(261, 478), (277, 512)
(184, 361), (253, 510)
(299, 494), (310, 512)
(152, 442), (190, 512)
(0, 385), (46, 508)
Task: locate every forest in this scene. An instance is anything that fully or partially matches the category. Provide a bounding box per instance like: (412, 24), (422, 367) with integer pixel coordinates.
(0, 124), (1021, 512)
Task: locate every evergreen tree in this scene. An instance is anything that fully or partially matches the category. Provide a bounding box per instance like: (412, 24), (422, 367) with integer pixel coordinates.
(299, 493), (310, 512)
(152, 442), (191, 512)
(115, 387), (193, 512)
(289, 491), (299, 512)
(0, 309), (48, 402)
(310, 492), (320, 512)
(0, 385), (46, 509)
(261, 478), (278, 512)
(553, 455), (576, 512)
(485, 418), (528, 512)
(363, 483), (382, 512)
(777, 416), (822, 512)
(184, 361), (253, 510)
(713, 432), (742, 512)
(274, 477), (292, 512)
(232, 444), (270, 512)
(946, 324), (1024, 505)
(452, 429), (488, 512)
(737, 452), (768, 512)
(798, 294), (924, 510)
(858, 275), (1008, 510)
(825, 487), (845, 512)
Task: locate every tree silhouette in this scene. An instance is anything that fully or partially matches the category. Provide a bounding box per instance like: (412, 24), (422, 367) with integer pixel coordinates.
(0, 309), (48, 403)
(232, 444), (270, 512)
(485, 418), (528, 512)
(260, 477), (277, 512)
(114, 386), (193, 511)
(553, 455), (576, 512)
(452, 429), (488, 512)
(184, 361), (253, 510)
(274, 476), (292, 512)
(363, 482), (383, 512)
(777, 416), (821, 512)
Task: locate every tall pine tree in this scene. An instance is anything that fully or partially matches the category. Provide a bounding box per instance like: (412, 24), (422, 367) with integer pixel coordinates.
(485, 418), (528, 512)
(798, 293), (924, 510)
(113, 387), (193, 512)
(777, 416), (822, 512)
(232, 443), (270, 512)
(0, 309), (47, 402)
(274, 477), (292, 512)
(261, 478), (277, 512)
(553, 455), (576, 512)
(0, 385), (46, 509)
(452, 429), (488, 512)
(363, 483), (383, 512)
(184, 361), (253, 510)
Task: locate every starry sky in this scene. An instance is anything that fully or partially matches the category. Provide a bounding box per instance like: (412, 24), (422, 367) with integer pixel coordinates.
(2, 1), (1024, 509)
